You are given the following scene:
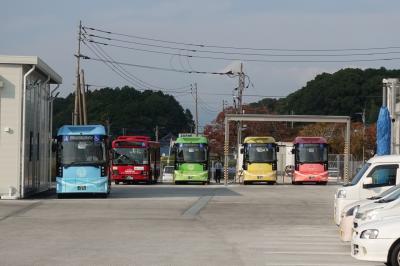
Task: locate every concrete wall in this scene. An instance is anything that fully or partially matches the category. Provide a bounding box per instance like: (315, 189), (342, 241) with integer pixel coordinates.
(0, 65), (51, 198)
(0, 64), (23, 196)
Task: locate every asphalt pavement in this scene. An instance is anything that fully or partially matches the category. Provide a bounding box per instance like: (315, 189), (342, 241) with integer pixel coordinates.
(0, 183), (381, 266)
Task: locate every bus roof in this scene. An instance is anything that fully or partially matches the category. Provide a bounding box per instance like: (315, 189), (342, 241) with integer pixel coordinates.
(112, 135), (159, 148)
(293, 136), (327, 144)
(116, 136), (151, 142)
(243, 136), (276, 144)
(57, 125), (106, 136)
(175, 135), (208, 144)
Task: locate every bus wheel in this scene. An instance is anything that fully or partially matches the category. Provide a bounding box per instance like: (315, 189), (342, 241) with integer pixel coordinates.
(57, 194), (63, 199)
(175, 181), (180, 185)
(292, 181), (299, 185)
(243, 181), (248, 185)
(268, 181), (276, 185)
(100, 193), (108, 198)
(320, 181), (328, 185)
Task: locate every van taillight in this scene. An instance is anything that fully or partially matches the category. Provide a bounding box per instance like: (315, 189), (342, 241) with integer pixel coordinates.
(272, 162), (277, 171)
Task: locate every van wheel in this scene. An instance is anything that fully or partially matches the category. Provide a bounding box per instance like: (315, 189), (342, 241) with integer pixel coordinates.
(115, 181), (120, 185)
(389, 241), (400, 266)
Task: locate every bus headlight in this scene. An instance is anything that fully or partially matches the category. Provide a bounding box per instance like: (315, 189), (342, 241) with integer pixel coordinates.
(360, 229), (379, 239)
(337, 190), (346, 199)
(100, 166), (106, 176)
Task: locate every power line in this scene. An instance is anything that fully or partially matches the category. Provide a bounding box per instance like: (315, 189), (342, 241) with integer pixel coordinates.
(82, 55), (231, 74)
(83, 32), (193, 92)
(84, 25), (400, 52)
(85, 32), (400, 58)
(83, 40), (400, 63)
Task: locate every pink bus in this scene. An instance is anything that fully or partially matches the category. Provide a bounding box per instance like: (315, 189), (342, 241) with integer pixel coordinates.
(292, 137), (329, 185)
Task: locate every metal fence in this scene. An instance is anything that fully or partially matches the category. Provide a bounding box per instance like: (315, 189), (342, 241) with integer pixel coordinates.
(328, 154), (364, 184)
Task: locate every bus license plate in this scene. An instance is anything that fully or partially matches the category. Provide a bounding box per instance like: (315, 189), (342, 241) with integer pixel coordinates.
(188, 176), (193, 179)
(309, 176), (314, 179)
(77, 186), (86, 191)
(257, 176), (263, 179)
(126, 176), (133, 180)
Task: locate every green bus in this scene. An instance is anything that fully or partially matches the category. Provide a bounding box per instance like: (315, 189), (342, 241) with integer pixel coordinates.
(172, 134), (209, 185)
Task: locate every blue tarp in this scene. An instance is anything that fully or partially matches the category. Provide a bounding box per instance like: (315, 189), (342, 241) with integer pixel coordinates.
(376, 107), (391, 155)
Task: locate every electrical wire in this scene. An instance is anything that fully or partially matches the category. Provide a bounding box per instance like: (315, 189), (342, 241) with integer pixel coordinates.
(83, 29), (192, 92)
(83, 38), (400, 63)
(84, 26), (400, 52)
(85, 32), (400, 57)
(82, 55), (232, 75)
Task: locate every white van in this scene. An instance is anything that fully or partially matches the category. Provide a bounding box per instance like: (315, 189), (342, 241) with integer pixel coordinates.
(334, 155), (400, 225)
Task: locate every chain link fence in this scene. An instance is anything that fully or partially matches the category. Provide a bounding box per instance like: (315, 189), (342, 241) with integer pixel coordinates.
(328, 154), (364, 184)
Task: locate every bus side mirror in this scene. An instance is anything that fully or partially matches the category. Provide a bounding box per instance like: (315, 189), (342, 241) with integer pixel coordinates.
(276, 146), (280, 152)
(51, 142), (57, 153)
(291, 149), (295, 154)
(242, 164), (247, 170)
(240, 148), (244, 154)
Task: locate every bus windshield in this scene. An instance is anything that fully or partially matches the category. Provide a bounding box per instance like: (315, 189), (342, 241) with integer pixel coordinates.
(296, 143), (328, 163)
(58, 139), (106, 165)
(246, 144), (277, 163)
(176, 143), (207, 163)
(112, 147), (147, 165)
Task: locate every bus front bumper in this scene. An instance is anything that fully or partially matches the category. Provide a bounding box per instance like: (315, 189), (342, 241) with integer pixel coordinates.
(243, 171), (277, 182)
(113, 174), (150, 182)
(56, 177), (109, 193)
(293, 171), (328, 182)
(174, 171), (208, 182)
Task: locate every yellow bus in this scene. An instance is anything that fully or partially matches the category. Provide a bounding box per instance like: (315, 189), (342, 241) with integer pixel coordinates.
(241, 136), (278, 185)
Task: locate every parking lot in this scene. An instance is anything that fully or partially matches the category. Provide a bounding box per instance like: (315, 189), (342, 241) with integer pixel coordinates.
(0, 184), (380, 266)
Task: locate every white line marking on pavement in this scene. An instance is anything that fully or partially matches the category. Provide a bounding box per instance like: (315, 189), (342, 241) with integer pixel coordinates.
(182, 196), (212, 218)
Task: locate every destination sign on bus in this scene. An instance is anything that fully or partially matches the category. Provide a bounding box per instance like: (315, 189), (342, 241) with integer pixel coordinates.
(62, 135), (101, 142)
(115, 141), (145, 147)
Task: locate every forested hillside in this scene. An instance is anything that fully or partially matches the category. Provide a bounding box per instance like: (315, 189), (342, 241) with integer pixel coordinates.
(53, 86), (194, 137)
(252, 67), (400, 123)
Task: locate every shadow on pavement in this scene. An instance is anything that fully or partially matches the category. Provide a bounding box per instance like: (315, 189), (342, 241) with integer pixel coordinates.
(109, 185), (241, 198)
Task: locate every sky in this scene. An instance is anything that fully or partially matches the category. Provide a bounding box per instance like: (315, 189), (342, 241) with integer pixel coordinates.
(2, 0), (400, 130)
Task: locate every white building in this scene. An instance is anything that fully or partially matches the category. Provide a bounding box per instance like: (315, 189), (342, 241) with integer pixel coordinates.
(0, 55), (62, 199)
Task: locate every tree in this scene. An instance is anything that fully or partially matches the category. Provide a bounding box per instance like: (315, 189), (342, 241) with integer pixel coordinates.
(53, 86), (194, 138)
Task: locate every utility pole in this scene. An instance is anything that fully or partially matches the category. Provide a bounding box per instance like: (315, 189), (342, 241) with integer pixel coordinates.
(155, 125), (159, 142)
(222, 100), (226, 112)
(236, 63), (245, 183)
(80, 69), (87, 124)
(237, 63), (245, 148)
(73, 20), (82, 125)
(192, 83), (199, 135)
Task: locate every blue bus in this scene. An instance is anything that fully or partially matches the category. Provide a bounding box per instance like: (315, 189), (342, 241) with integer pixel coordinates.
(56, 125), (110, 198)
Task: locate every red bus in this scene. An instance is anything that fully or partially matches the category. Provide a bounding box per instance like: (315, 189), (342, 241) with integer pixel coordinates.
(292, 137), (329, 185)
(111, 136), (160, 184)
